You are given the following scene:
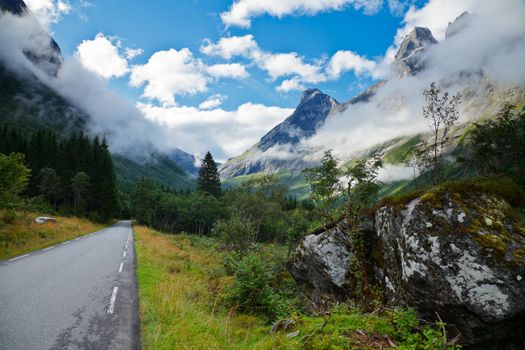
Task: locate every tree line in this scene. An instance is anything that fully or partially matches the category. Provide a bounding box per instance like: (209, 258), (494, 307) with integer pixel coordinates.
(0, 126), (119, 222)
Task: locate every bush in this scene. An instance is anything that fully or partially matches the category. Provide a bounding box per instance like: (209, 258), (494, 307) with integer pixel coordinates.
(227, 252), (288, 322)
(213, 212), (257, 255)
(392, 309), (461, 350)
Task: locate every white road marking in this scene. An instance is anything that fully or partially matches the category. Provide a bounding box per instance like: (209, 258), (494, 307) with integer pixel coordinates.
(62, 241), (70, 245)
(119, 262), (124, 272)
(9, 254), (30, 262)
(125, 244), (128, 250)
(107, 287), (118, 314)
(123, 251), (127, 258)
(43, 246), (54, 251)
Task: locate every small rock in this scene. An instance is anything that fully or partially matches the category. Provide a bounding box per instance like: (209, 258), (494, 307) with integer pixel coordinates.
(518, 275), (522, 282)
(457, 212), (466, 223)
(425, 222), (433, 228)
(286, 331), (300, 338)
(485, 217), (493, 226)
(270, 318), (295, 334)
(35, 217), (56, 224)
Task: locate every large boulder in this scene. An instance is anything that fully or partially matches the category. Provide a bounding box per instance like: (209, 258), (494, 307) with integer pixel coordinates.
(375, 191), (525, 346)
(289, 188), (525, 347)
(288, 220), (353, 311)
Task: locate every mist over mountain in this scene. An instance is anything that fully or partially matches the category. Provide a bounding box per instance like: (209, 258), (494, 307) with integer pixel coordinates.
(0, 0), (197, 188)
(221, 7), (525, 183)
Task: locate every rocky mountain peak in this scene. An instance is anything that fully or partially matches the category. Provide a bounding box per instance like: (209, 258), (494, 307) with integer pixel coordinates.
(392, 26), (437, 78)
(255, 88), (338, 152)
(395, 27), (437, 62)
(445, 11), (474, 39)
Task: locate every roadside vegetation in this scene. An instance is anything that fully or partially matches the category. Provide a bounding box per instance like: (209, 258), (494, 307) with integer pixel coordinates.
(135, 225), (457, 350)
(0, 210), (105, 260)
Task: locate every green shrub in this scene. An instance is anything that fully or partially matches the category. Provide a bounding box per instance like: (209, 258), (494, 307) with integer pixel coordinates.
(227, 252), (288, 322)
(213, 212), (257, 255)
(392, 309), (461, 350)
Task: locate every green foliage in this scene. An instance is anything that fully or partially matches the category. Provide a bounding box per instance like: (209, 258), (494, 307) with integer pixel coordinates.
(213, 212), (257, 255)
(70, 172), (90, 211)
(343, 155), (383, 301)
(0, 153), (31, 207)
(197, 151), (221, 197)
(303, 150), (342, 224)
(462, 104), (525, 187)
(392, 309), (460, 350)
(227, 252), (289, 322)
(415, 82), (461, 185)
(131, 178), (225, 234)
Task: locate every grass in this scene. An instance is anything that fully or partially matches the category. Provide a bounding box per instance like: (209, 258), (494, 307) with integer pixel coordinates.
(134, 225), (296, 350)
(0, 210), (106, 260)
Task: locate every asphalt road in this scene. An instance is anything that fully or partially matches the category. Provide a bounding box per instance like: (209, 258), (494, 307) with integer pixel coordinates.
(0, 220), (139, 350)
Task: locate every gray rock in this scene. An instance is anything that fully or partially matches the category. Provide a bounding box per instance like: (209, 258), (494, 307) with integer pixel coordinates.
(374, 193), (525, 346)
(288, 220), (354, 311)
(392, 27), (438, 78)
(35, 216), (56, 224)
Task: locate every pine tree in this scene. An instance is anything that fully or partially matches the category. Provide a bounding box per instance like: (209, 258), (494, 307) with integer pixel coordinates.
(197, 151), (221, 197)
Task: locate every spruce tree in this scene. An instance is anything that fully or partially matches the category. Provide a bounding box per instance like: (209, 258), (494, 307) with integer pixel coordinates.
(197, 151), (221, 197)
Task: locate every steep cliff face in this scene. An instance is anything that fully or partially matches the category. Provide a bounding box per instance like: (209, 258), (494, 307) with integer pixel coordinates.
(289, 187), (525, 347)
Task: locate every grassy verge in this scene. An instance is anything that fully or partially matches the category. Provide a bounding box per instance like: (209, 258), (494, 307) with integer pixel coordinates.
(134, 226), (457, 350)
(134, 225), (295, 350)
(0, 210), (107, 260)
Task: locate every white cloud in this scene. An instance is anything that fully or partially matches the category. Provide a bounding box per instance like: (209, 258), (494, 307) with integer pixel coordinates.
(206, 63), (249, 79)
(199, 94), (226, 110)
(276, 78), (305, 92)
(200, 34), (258, 59)
(260, 52), (325, 83)
(396, 0), (478, 42)
(200, 35), (385, 91)
(326, 50), (377, 79)
(129, 48), (208, 106)
(75, 33), (129, 79)
(221, 0), (384, 28)
(138, 102), (293, 160)
(125, 47), (144, 60)
(24, 0), (71, 27)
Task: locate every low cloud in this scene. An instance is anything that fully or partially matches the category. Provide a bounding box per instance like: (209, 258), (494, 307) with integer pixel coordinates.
(138, 102), (293, 161)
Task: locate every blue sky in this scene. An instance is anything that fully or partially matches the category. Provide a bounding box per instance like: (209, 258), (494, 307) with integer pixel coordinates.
(48, 0), (425, 109)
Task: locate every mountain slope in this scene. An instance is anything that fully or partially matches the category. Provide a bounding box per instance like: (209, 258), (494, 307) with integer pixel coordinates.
(0, 0), (194, 190)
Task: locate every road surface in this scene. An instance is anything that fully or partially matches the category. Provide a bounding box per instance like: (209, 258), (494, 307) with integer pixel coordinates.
(0, 220), (139, 350)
